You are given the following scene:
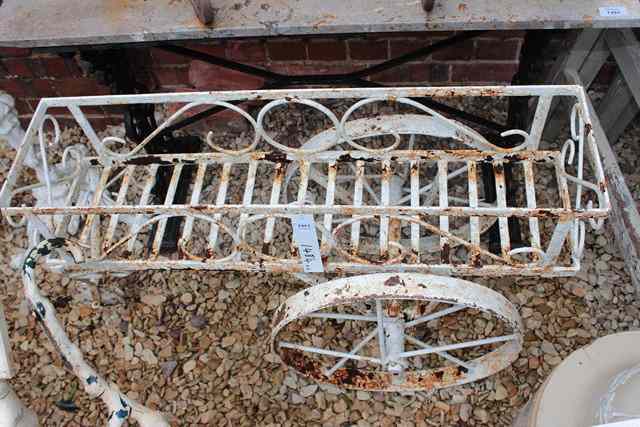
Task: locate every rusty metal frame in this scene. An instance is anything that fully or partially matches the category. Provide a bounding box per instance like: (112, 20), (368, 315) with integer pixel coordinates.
(0, 85), (609, 278)
(271, 273), (523, 391)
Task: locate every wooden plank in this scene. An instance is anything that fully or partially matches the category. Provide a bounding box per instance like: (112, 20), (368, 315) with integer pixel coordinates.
(597, 71), (640, 144)
(543, 29), (606, 142)
(605, 29), (640, 107)
(567, 70), (640, 292)
(1, 0), (640, 48)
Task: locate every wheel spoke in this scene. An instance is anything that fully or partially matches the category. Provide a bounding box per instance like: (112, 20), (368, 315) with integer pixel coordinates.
(325, 328), (378, 377)
(405, 304), (466, 327)
(400, 334), (518, 359)
(279, 341), (382, 364)
(404, 335), (473, 371)
(307, 312), (377, 322)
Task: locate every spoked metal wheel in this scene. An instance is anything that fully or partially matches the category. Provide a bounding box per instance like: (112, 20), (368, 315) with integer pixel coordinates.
(272, 273), (522, 391)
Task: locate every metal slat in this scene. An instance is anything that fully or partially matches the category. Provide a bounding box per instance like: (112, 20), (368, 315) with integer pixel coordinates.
(127, 164), (159, 253)
(522, 161), (541, 256)
(151, 164), (184, 256)
(180, 162), (208, 245)
(351, 161), (365, 253)
(263, 162), (285, 250)
(379, 159), (391, 256)
(208, 163), (232, 253)
(493, 161), (511, 261)
(80, 166), (112, 244)
(467, 161), (481, 265)
(410, 160), (420, 254)
(104, 165), (135, 248)
(437, 160), (450, 263)
(321, 162), (337, 251)
(235, 161), (258, 260)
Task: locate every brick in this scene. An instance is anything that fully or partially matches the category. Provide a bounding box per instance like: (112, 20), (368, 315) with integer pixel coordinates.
(368, 63), (449, 83)
(268, 62), (361, 76)
(432, 39), (476, 61)
(0, 78), (33, 97)
(368, 63), (412, 83)
(2, 58), (34, 78)
(267, 40), (307, 61)
(31, 79), (58, 97)
(40, 56), (72, 78)
(152, 66), (190, 87)
(226, 40), (266, 62)
(389, 39), (435, 59)
(189, 60), (264, 90)
(54, 77), (111, 96)
(0, 47), (32, 58)
(150, 47), (192, 65)
(308, 40), (346, 61)
(348, 39), (388, 61)
(428, 63), (450, 82)
(476, 39), (520, 61)
(186, 42), (227, 58)
(451, 63), (518, 84)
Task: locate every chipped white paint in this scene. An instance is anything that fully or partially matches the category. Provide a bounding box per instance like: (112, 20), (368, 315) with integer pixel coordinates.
(0, 86), (610, 277)
(0, 86), (612, 408)
(272, 273), (523, 391)
(0, 381), (38, 427)
(21, 239), (169, 427)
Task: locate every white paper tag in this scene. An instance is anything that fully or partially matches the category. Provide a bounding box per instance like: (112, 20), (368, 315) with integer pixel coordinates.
(291, 215), (324, 273)
(593, 418), (640, 427)
(598, 6), (627, 17)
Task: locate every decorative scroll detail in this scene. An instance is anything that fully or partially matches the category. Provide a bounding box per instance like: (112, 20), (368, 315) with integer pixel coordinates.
(21, 239), (170, 427)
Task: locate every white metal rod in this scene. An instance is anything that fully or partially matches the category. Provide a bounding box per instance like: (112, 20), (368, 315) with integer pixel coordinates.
(180, 162), (208, 244)
(307, 312), (377, 322)
(467, 161), (481, 264)
(380, 159), (391, 256)
(410, 160), (420, 254)
(400, 334), (518, 359)
(278, 341), (382, 364)
(325, 329), (378, 377)
(208, 163), (232, 251)
(404, 335), (473, 370)
(376, 299), (387, 363)
(493, 161), (511, 260)
(322, 162), (337, 250)
(437, 160), (450, 263)
(127, 164), (158, 253)
(104, 165), (135, 248)
(151, 164), (184, 255)
(351, 161), (365, 252)
(522, 161), (541, 255)
(264, 162), (284, 246)
(80, 166), (112, 244)
(406, 305), (466, 327)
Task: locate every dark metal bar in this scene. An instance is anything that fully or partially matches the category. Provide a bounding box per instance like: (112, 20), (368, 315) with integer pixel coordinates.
(159, 31), (509, 135)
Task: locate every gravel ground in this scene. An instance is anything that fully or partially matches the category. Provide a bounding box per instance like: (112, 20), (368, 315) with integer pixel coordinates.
(1, 100), (639, 426)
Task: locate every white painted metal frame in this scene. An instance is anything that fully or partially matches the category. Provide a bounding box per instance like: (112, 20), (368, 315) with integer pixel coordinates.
(0, 86), (610, 278)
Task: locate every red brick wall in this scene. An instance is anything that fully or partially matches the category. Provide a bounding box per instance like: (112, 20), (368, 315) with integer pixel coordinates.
(1, 31), (525, 128)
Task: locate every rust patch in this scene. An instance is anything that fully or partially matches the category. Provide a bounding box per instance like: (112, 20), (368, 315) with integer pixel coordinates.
(384, 275), (404, 287)
(123, 156), (171, 166)
(281, 347), (471, 391)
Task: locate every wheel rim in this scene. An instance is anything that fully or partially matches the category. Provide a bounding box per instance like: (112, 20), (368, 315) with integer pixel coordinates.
(272, 273), (522, 391)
